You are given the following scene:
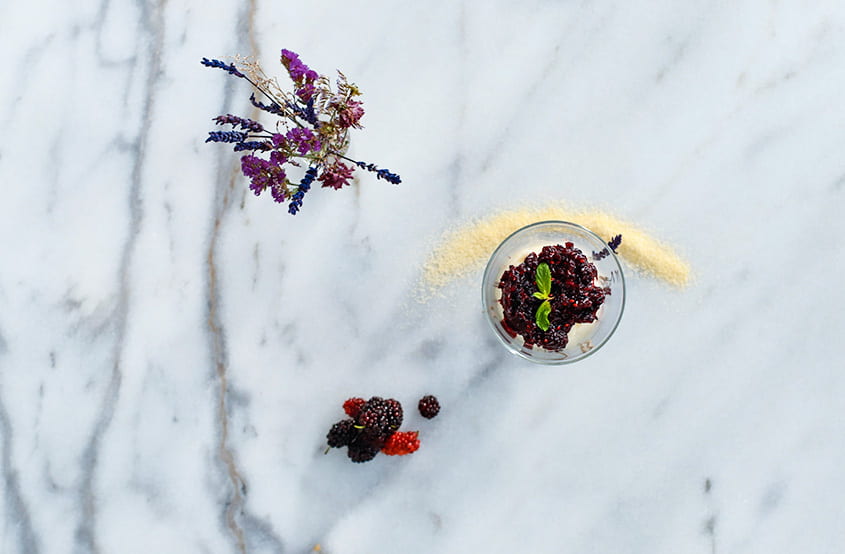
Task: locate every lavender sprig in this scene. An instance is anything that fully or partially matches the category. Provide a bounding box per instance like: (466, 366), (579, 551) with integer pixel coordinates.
(592, 234), (623, 260)
(233, 141), (272, 152)
(202, 48), (401, 215)
(206, 130), (249, 143)
(249, 93), (286, 117)
(214, 114), (264, 133)
(288, 167), (317, 215)
(353, 160), (402, 184)
(303, 98), (317, 125)
(200, 58), (244, 78)
(286, 98), (319, 126)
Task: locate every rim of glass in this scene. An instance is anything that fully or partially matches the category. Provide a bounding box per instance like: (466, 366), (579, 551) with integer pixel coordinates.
(481, 220), (626, 365)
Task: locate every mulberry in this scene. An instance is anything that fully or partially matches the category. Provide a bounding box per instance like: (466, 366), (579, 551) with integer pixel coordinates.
(418, 395), (440, 419)
(383, 398), (404, 430)
(347, 441), (380, 463)
(356, 397), (389, 432)
(381, 431), (420, 456)
(343, 397), (366, 419)
(326, 419), (357, 448)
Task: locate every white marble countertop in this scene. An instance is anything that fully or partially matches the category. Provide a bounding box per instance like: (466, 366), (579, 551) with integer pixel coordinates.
(2, 2), (845, 553)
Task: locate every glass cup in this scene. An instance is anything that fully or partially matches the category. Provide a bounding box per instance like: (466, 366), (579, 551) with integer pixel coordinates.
(481, 221), (625, 364)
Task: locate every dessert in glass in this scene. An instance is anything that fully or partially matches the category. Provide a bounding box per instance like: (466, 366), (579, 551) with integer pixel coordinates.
(482, 221), (625, 364)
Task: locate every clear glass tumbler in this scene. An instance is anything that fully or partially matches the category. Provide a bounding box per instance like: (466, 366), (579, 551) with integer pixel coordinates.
(481, 221), (626, 364)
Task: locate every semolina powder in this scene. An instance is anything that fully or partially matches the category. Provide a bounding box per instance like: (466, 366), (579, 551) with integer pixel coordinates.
(420, 205), (690, 296)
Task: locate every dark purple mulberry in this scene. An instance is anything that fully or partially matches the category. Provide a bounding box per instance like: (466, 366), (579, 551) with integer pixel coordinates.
(383, 398), (404, 431)
(418, 395), (440, 419)
(347, 444), (379, 463)
(346, 432), (382, 463)
(326, 419), (357, 448)
(356, 397), (389, 432)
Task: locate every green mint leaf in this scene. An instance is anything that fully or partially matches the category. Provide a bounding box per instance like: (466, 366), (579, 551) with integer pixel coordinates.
(532, 291), (547, 300)
(536, 300), (551, 331)
(535, 263), (552, 297)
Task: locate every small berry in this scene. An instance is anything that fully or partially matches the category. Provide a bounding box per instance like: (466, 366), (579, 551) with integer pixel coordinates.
(356, 397), (389, 432)
(381, 431), (420, 456)
(418, 395), (440, 419)
(383, 398), (404, 430)
(343, 397), (366, 418)
(326, 419), (357, 448)
(346, 429), (385, 463)
(347, 441), (379, 463)
(358, 427), (388, 450)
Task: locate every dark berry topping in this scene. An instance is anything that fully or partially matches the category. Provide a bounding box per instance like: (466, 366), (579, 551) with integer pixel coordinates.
(498, 243), (609, 351)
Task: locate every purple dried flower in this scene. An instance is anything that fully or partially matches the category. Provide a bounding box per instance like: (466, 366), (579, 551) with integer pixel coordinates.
(214, 114), (264, 133)
(270, 182), (287, 203)
(286, 128), (321, 155)
(335, 99), (365, 129)
(203, 48), (401, 216)
(206, 130), (249, 143)
(280, 49), (317, 84)
(303, 97), (318, 125)
(288, 167), (318, 215)
(296, 83), (316, 102)
(318, 162), (355, 190)
(233, 141), (271, 152)
(592, 235), (623, 260)
(201, 58), (244, 78)
(240, 155), (261, 178)
(271, 134), (287, 148)
(354, 160), (401, 184)
(376, 169), (401, 184)
(287, 191), (305, 214)
(280, 49), (299, 65)
(249, 93), (285, 116)
(240, 154), (287, 198)
(269, 151), (287, 165)
(286, 98), (319, 126)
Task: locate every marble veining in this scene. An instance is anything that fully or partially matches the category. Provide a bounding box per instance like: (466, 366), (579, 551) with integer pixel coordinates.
(2, 1), (845, 553)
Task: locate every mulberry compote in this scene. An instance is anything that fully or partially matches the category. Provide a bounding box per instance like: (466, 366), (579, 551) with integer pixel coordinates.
(497, 243), (610, 351)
